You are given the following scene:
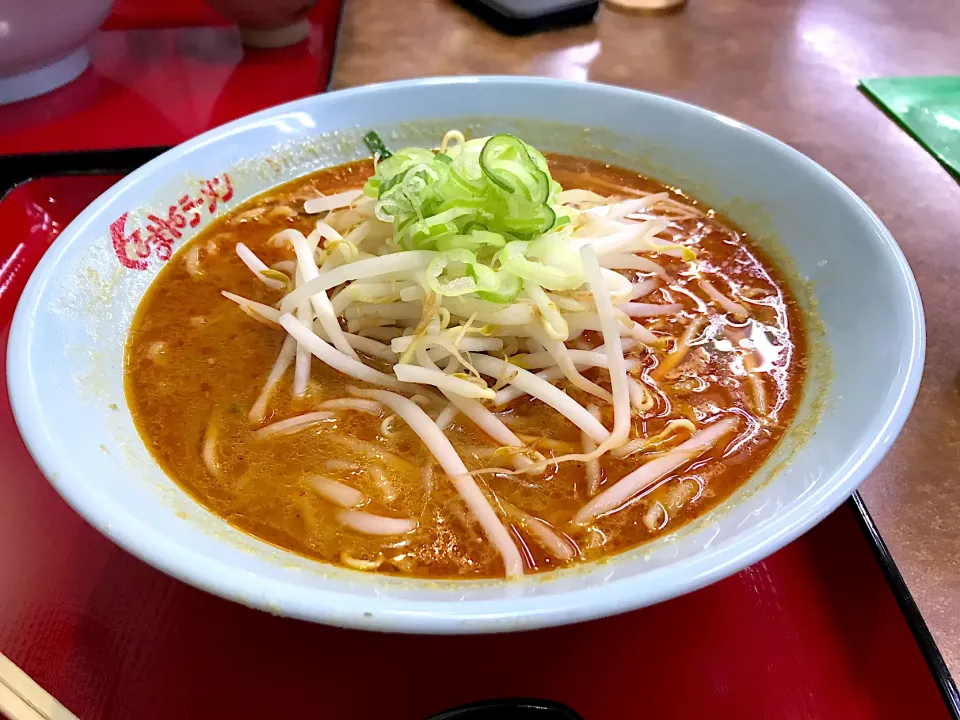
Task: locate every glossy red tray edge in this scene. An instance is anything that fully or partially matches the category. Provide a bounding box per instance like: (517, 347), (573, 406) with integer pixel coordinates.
(1, 168), (958, 720)
(849, 493), (960, 714)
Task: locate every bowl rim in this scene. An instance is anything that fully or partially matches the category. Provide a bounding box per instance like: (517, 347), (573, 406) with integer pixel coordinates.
(6, 75), (926, 633)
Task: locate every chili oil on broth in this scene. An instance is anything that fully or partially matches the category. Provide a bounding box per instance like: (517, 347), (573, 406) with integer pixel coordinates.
(124, 154), (806, 579)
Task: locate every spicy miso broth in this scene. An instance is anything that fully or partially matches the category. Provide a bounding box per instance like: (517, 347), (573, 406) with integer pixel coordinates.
(125, 132), (805, 579)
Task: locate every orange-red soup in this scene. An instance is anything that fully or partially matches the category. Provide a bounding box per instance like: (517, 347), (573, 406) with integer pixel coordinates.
(125, 155), (806, 578)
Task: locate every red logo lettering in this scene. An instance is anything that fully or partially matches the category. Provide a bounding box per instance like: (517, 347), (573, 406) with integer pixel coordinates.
(111, 172), (236, 270)
(110, 213), (149, 270)
(200, 173), (234, 214)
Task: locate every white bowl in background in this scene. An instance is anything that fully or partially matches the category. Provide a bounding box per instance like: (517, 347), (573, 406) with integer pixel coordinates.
(7, 77), (924, 632)
(0, 0), (113, 104)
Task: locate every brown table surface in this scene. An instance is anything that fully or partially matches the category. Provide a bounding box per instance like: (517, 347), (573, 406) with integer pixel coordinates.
(331, 0), (960, 675)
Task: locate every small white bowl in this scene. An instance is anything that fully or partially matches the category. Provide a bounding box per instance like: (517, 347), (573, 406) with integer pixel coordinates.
(0, 0), (113, 104)
(7, 77), (924, 633)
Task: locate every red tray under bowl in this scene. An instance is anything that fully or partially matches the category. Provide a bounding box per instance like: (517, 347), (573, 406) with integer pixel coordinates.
(0, 172), (957, 719)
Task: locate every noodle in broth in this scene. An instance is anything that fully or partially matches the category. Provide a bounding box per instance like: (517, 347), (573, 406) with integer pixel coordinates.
(125, 132), (805, 579)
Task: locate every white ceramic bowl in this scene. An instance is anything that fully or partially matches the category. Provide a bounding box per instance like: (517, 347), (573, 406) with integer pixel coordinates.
(7, 77), (924, 632)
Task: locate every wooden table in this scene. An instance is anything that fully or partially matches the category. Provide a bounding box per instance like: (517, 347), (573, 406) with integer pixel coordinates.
(331, 0), (960, 675)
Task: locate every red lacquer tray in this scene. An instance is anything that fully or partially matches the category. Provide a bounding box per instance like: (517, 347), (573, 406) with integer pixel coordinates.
(2, 1), (959, 714)
(0, 169), (958, 720)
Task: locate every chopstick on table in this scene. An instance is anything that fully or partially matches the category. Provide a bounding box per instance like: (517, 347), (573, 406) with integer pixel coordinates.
(0, 653), (79, 720)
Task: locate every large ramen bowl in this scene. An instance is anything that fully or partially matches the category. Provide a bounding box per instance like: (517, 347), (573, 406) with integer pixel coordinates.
(7, 77), (923, 632)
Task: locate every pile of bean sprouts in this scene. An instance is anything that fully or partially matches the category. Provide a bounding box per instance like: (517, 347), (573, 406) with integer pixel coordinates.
(219, 131), (751, 578)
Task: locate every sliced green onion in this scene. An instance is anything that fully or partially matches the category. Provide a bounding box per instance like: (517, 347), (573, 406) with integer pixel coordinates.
(436, 230), (506, 254)
(497, 240), (581, 291)
(475, 270), (522, 304)
(358, 129), (590, 302)
(479, 134), (550, 203)
(466, 262), (499, 292)
(363, 131), (392, 160)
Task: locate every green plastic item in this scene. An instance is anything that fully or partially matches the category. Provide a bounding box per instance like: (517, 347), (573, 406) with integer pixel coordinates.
(860, 76), (960, 178)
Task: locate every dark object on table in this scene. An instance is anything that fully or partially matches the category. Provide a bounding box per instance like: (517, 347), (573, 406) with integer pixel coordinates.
(428, 698), (584, 720)
(454, 0), (599, 35)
